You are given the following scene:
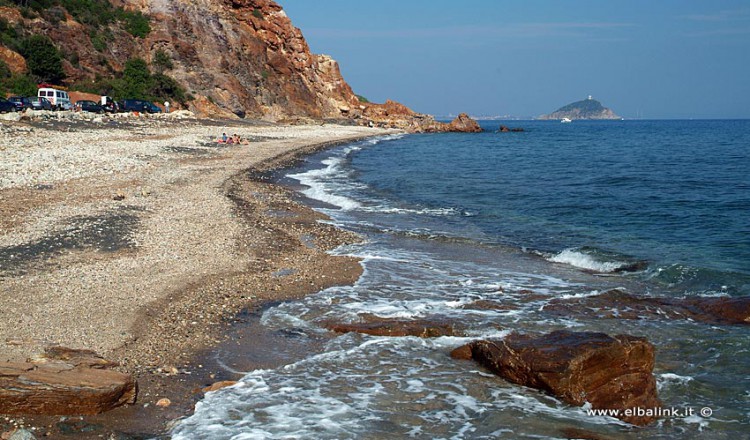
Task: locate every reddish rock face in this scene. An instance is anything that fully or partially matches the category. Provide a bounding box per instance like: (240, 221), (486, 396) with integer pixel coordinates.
(455, 331), (661, 426)
(544, 289), (750, 325)
(446, 113), (482, 133)
(0, 46), (26, 74)
(325, 317), (465, 338)
(0, 347), (136, 416)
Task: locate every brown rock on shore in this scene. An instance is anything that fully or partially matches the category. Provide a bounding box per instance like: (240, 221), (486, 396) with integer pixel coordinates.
(353, 100), (482, 132)
(544, 289), (750, 325)
(0, 348), (136, 416)
(454, 331), (661, 426)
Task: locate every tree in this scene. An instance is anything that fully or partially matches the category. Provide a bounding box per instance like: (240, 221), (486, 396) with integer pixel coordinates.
(20, 34), (64, 83)
(121, 57), (152, 99)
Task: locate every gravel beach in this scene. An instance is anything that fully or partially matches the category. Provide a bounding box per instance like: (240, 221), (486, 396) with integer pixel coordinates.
(0, 114), (395, 438)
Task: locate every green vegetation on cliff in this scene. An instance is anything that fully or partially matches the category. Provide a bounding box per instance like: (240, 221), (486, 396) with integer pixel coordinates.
(72, 57), (187, 103)
(1, 0), (150, 37)
(0, 0), (189, 102)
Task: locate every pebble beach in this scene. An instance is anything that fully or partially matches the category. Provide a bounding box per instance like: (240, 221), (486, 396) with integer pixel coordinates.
(0, 113), (394, 437)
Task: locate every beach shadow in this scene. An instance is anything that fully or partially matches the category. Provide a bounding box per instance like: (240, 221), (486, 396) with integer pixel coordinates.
(0, 206), (142, 276)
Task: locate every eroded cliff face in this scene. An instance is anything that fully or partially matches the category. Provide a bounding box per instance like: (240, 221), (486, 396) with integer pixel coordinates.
(129, 0), (360, 119)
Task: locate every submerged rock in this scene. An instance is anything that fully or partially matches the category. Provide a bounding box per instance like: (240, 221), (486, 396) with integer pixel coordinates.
(453, 330), (660, 426)
(0, 347), (136, 415)
(544, 289), (750, 325)
(325, 317), (465, 338)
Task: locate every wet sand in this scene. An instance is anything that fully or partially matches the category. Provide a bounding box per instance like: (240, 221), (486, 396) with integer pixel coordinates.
(0, 116), (396, 438)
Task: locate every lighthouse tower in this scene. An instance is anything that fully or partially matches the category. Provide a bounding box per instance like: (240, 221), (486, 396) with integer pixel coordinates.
(588, 95), (593, 100)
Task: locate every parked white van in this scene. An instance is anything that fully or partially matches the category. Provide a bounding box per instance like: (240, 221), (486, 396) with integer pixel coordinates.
(37, 87), (72, 110)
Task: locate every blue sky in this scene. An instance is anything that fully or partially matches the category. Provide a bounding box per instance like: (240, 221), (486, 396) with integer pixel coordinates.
(281, 0), (750, 119)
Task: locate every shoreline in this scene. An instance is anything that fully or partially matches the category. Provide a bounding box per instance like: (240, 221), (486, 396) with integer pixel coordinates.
(0, 117), (397, 438)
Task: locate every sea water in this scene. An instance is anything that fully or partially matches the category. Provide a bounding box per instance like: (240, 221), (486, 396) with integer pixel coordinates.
(173, 120), (750, 439)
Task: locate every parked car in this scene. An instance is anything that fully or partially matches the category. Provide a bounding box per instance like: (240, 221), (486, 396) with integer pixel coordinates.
(74, 100), (103, 113)
(121, 99), (162, 113)
(0, 98), (16, 113)
(28, 97), (53, 111)
(38, 87), (72, 110)
(8, 96), (33, 111)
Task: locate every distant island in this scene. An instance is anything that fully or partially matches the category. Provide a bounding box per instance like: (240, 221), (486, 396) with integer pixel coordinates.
(539, 96), (621, 120)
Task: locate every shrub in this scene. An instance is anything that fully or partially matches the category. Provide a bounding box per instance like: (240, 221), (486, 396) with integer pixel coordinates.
(43, 5), (65, 25)
(90, 32), (107, 52)
(356, 95), (370, 103)
(119, 10), (150, 38)
(0, 62), (38, 96)
(151, 73), (185, 102)
(151, 49), (173, 73)
(0, 60), (10, 79)
(0, 17), (22, 52)
(7, 73), (38, 96)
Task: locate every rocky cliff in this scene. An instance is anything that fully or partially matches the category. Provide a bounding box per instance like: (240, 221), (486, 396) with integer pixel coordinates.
(0, 0), (479, 131)
(539, 97), (621, 120)
(137, 0), (364, 120)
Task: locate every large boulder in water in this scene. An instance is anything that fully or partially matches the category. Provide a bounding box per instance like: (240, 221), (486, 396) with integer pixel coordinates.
(543, 289), (750, 325)
(446, 113), (483, 133)
(452, 330), (661, 426)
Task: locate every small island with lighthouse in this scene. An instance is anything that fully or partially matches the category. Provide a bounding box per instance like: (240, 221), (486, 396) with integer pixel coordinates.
(539, 96), (622, 120)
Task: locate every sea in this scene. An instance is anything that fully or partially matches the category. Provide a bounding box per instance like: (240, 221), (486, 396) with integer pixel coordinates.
(172, 120), (750, 439)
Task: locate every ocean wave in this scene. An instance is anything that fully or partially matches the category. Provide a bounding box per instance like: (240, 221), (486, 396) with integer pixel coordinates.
(547, 248), (632, 273)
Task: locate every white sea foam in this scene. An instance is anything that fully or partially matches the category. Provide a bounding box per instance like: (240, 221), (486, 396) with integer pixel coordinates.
(657, 373), (694, 391)
(548, 249), (626, 273)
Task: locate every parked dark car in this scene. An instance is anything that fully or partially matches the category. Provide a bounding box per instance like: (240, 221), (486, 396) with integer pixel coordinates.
(28, 97), (53, 111)
(121, 99), (162, 113)
(143, 102), (162, 113)
(0, 98), (17, 113)
(8, 96), (33, 111)
(75, 100), (104, 113)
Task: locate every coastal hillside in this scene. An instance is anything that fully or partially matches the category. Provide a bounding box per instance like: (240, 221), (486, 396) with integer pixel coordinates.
(0, 0), (358, 119)
(539, 96), (621, 120)
(0, 0), (477, 130)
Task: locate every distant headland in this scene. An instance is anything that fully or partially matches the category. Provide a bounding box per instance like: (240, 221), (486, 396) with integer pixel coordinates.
(539, 96), (621, 120)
